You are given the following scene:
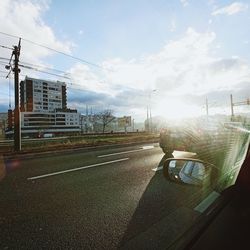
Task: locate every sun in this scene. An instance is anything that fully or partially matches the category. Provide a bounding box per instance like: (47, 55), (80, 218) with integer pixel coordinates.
(153, 98), (202, 121)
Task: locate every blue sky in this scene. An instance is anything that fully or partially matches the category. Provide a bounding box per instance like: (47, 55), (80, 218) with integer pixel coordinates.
(0, 0), (250, 121)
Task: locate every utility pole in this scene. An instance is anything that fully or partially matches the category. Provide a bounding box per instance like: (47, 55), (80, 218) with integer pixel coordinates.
(5, 39), (21, 151)
(148, 89), (157, 133)
(13, 39), (21, 151)
(146, 106), (149, 132)
(230, 94), (234, 122)
(205, 97), (209, 117)
(149, 107), (152, 132)
(230, 95), (250, 122)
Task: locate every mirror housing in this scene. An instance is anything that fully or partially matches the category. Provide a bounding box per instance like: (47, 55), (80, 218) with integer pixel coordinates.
(163, 158), (213, 186)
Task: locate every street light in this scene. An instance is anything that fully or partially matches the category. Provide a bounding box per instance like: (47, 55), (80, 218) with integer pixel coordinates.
(149, 89), (157, 133)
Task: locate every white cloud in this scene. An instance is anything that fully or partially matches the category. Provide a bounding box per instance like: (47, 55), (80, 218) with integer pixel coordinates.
(65, 26), (250, 119)
(0, 0), (72, 64)
(180, 0), (189, 7)
(212, 2), (248, 16)
(67, 63), (115, 95)
(100, 28), (217, 94)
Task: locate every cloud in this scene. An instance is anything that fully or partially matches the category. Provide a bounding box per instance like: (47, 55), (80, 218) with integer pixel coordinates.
(0, 0), (249, 121)
(101, 28), (217, 94)
(0, 0), (73, 65)
(180, 0), (189, 7)
(65, 27), (250, 119)
(212, 2), (248, 16)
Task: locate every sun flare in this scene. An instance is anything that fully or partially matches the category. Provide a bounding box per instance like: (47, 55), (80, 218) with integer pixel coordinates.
(153, 98), (202, 121)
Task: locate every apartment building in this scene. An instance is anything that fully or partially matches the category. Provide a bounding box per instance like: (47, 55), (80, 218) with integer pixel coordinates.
(20, 76), (67, 113)
(6, 76), (80, 137)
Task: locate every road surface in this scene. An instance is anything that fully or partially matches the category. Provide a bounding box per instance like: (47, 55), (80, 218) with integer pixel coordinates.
(0, 143), (209, 249)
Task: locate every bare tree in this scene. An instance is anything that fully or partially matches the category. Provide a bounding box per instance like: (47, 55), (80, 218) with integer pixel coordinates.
(98, 109), (115, 133)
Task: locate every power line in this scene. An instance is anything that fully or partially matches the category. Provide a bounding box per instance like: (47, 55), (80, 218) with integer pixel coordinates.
(19, 64), (71, 80)
(1, 51), (111, 95)
(0, 44), (13, 50)
(19, 60), (72, 75)
(15, 63), (92, 90)
(1, 57), (74, 79)
(0, 31), (104, 70)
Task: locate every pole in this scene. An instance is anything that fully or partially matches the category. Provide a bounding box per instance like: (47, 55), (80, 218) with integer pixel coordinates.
(149, 89), (156, 133)
(206, 97), (209, 117)
(13, 39), (21, 151)
(146, 106), (149, 132)
(230, 94), (234, 122)
(150, 107), (152, 132)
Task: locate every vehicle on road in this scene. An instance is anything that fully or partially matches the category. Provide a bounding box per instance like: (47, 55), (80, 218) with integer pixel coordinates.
(42, 133), (54, 138)
(159, 127), (192, 156)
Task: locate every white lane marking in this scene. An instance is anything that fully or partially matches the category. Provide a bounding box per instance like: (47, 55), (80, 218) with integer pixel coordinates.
(194, 191), (220, 213)
(142, 146), (154, 150)
(98, 145), (155, 158)
(27, 158), (129, 181)
(152, 166), (163, 172)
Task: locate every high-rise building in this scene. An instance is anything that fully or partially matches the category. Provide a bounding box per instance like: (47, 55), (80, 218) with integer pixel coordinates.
(20, 76), (67, 112)
(6, 76), (80, 138)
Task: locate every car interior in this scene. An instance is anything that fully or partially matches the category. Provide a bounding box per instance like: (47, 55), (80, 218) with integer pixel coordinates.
(168, 145), (250, 250)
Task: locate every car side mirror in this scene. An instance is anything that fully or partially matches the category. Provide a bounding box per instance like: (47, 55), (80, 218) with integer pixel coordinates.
(163, 158), (212, 186)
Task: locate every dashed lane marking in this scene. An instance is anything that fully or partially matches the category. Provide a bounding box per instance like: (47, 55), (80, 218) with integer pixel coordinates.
(98, 145), (155, 158)
(27, 158), (129, 181)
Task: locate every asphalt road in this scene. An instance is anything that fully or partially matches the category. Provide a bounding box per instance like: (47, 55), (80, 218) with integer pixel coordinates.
(0, 143), (209, 249)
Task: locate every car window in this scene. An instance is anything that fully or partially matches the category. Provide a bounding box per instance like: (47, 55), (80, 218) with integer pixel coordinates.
(191, 162), (205, 180)
(0, 1), (250, 249)
(183, 161), (194, 175)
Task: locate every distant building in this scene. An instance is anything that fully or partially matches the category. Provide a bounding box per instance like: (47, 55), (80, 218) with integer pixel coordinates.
(0, 112), (7, 136)
(6, 76), (80, 138)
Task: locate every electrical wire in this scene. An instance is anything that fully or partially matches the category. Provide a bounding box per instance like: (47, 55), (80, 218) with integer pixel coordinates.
(0, 31), (104, 70)
(19, 64), (71, 80)
(19, 60), (72, 75)
(0, 44), (13, 50)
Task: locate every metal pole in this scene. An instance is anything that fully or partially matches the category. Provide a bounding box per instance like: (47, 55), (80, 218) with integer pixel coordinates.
(206, 97), (209, 117)
(13, 41), (21, 151)
(146, 106), (149, 132)
(230, 94), (234, 121)
(150, 107), (152, 132)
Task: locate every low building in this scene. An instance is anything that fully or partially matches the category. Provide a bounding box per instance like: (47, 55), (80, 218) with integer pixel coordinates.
(21, 110), (80, 137)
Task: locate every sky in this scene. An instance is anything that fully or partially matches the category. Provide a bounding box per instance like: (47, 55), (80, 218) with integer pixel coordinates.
(0, 0), (250, 122)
